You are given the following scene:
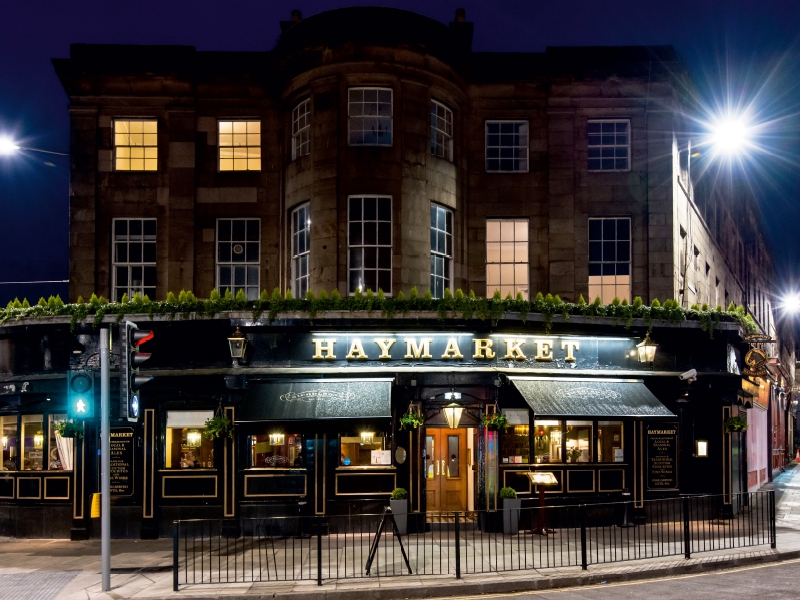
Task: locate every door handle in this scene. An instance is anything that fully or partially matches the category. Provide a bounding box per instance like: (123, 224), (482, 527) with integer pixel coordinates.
(436, 458), (440, 476)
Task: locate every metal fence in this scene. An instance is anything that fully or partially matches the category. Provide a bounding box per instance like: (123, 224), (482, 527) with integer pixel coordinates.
(172, 491), (776, 590)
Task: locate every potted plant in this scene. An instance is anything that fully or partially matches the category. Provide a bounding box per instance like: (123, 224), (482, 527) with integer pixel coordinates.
(399, 412), (424, 431)
(54, 419), (84, 440)
(500, 487), (521, 534)
(567, 447), (582, 463)
(482, 413), (509, 432)
(724, 416), (748, 433)
(390, 487), (409, 535)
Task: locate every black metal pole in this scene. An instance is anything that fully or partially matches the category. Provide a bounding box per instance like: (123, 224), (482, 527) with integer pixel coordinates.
(455, 511), (461, 579)
(683, 496), (691, 559)
(173, 521), (179, 592)
(580, 504), (588, 570)
(770, 489), (777, 549)
(317, 529), (323, 586)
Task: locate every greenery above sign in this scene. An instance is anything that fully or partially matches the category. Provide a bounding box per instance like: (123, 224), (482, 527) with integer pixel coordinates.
(0, 288), (756, 337)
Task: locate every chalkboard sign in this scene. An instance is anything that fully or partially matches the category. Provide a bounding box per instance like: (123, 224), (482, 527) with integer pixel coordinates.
(646, 424), (678, 491)
(110, 427), (135, 496)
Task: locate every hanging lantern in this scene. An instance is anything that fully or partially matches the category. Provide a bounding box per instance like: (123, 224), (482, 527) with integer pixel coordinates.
(186, 429), (202, 448)
(269, 433), (285, 446)
(443, 403), (464, 429)
(360, 432), (375, 445)
(33, 431), (44, 449)
(228, 326), (247, 361)
(636, 333), (658, 363)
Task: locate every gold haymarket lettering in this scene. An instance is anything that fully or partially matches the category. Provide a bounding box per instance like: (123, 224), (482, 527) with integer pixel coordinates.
(404, 338), (433, 359)
(504, 339), (526, 360)
(562, 340), (579, 362)
(346, 339), (369, 360)
(441, 338), (464, 359)
(373, 338), (396, 359)
(312, 338), (336, 359)
(473, 338), (496, 359)
(534, 340), (553, 362)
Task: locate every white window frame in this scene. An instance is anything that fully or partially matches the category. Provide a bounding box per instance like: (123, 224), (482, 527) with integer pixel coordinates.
(347, 195), (392, 295)
(587, 119), (631, 172)
(113, 119), (158, 171)
(112, 218), (157, 302)
(430, 204), (453, 298)
(291, 203), (311, 298)
(292, 99), (311, 160)
(485, 120), (529, 173)
(486, 218), (529, 300)
(430, 100), (453, 161)
(216, 218), (260, 300)
(588, 216), (632, 303)
(347, 87), (393, 147)
(218, 120), (261, 171)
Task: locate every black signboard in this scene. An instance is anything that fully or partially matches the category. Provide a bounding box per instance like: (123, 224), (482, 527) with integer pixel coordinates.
(646, 424), (678, 491)
(247, 332), (647, 373)
(110, 427), (135, 496)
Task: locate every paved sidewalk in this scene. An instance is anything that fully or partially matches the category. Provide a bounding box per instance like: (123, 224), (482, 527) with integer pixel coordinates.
(1, 464), (799, 600)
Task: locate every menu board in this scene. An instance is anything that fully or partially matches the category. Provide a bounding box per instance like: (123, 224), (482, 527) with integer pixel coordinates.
(110, 427), (135, 496)
(646, 425), (678, 491)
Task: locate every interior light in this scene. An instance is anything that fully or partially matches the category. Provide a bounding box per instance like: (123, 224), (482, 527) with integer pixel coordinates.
(269, 433), (285, 446)
(33, 431), (44, 449)
(360, 432), (375, 445)
(186, 430), (202, 448)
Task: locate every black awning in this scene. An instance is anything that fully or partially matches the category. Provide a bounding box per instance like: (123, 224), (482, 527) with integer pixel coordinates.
(237, 379), (392, 422)
(509, 377), (675, 418)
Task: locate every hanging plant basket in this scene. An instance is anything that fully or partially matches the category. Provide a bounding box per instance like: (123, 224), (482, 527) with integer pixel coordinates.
(55, 419), (84, 440)
(482, 413), (508, 432)
(724, 416), (748, 433)
(204, 402), (233, 439)
(399, 412), (424, 430)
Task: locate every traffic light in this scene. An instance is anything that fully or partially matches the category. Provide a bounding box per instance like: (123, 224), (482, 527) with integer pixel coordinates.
(121, 321), (154, 422)
(67, 370), (95, 418)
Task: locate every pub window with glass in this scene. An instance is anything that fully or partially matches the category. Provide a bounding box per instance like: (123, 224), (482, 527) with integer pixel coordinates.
(500, 409), (530, 465)
(2, 414), (73, 471)
(339, 430), (391, 467)
(531, 419), (624, 464)
(251, 432), (304, 467)
(165, 411), (215, 469)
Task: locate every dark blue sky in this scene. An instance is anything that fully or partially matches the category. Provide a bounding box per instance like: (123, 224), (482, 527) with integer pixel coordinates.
(1, 0), (799, 305)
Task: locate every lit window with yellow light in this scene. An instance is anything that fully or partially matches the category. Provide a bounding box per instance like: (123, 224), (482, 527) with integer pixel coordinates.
(165, 411), (215, 469)
(114, 120), (158, 171)
(218, 120), (261, 171)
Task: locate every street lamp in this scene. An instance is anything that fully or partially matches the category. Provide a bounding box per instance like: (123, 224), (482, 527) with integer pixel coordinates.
(709, 117), (751, 155)
(780, 293), (800, 314)
(636, 333), (658, 364)
(0, 137), (68, 156)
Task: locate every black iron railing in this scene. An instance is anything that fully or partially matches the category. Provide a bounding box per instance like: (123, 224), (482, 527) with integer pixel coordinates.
(172, 491), (776, 591)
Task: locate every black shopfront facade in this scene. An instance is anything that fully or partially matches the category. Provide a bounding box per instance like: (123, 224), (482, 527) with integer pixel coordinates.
(0, 315), (751, 538)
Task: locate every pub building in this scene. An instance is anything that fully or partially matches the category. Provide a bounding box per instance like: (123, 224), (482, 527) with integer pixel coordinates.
(0, 6), (790, 537)
(0, 313), (753, 538)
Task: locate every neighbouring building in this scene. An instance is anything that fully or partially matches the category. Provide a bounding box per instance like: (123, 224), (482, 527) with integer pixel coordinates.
(0, 7), (793, 538)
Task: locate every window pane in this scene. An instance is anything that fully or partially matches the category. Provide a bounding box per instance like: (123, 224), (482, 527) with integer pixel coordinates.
(587, 120), (630, 171)
(598, 421), (624, 463)
(1, 415), (19, 471)
(566, 421), (592, 462)
(21, 414), (44, 471)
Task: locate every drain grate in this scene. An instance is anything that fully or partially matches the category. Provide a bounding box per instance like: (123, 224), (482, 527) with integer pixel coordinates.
(0, 571), (78, 600)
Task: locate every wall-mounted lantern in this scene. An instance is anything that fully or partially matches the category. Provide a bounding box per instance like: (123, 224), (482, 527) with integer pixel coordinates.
(636, 333), (658, 364)
(695, 439), (709, 458)
(228, 326), (247, 367)
(443, 403), (464, 429)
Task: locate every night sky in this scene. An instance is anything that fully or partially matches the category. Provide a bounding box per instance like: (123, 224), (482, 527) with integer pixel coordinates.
(2, 0), (799, 306)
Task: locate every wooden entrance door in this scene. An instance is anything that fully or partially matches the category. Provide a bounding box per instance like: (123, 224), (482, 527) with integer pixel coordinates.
(425, 429), (467, 512)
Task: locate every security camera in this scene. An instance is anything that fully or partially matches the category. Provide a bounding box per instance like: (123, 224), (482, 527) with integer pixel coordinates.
(678, 369), (697, 382)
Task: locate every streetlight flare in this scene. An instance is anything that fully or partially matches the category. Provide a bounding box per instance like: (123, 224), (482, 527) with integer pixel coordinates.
(710, 117), (750, 155)
(0, 137), (20, 155)
(780, 293), (800, 314)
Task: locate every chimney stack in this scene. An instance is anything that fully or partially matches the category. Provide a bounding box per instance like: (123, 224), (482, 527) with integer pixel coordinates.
(455, 8), (466, 22)
(291, 9), (302, 22)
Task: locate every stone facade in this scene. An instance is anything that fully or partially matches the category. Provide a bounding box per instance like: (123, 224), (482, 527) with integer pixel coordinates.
(54, 7), (768, 315)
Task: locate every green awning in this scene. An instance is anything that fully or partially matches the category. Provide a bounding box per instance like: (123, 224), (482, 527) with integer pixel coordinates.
(509, 377), (675, 418)
(237, 379), (392, 422)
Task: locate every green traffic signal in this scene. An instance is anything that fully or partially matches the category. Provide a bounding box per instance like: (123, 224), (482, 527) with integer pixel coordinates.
(67, 370), (94, 418)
